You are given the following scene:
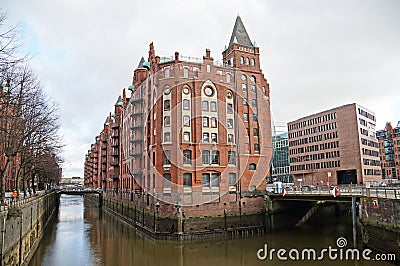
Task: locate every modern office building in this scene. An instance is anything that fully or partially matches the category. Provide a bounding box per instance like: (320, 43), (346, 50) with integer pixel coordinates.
(376, 122), (400, 180)
(270, 132), (292, 183)
(84, 15), (273, 236)
(288, 103), (381, 186)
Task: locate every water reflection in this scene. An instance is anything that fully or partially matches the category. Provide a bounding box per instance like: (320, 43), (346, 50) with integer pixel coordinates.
(30, 195), (395, 266)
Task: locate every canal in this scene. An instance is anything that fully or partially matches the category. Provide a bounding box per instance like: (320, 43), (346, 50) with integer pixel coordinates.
(29, 195), (395, 265)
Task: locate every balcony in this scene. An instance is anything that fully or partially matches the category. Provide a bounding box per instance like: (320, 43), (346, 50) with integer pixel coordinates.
(130, 139), (142, 143)
(131, 98), (143, 104)
(111, 161), (119, 166)
(111, 142), (119, 147)
(111, 134), (119, 138)
(110, 152), (119, 157)
(130, 125), (143, 130)
(110, 174), (119, 180)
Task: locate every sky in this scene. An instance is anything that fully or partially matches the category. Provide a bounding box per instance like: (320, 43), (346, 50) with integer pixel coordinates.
(2, 0), (399, 178)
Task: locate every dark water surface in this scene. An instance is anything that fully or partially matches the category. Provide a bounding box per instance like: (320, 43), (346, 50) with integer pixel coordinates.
(29, 195), (395, 266)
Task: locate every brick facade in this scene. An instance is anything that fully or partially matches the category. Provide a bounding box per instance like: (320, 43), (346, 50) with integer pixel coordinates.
(288, 103), (382, 186)
(84, 16), (273, 225)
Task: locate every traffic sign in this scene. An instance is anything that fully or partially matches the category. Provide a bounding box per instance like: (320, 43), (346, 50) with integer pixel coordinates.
(372, 198), (379, 209)
(331, 187), (339, 197)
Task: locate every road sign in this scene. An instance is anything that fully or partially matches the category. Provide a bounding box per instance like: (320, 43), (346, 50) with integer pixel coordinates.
(372, 198), (379, 209)
(331, 187), (339, 197)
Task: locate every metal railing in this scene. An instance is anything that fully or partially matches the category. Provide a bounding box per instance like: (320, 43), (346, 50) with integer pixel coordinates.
(273, 185), (400, 200)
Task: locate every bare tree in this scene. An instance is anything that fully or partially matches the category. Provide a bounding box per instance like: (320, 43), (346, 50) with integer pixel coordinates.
(0, 12), (62, 202)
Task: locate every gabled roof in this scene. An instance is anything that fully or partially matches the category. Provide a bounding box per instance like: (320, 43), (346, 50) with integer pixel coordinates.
(228, 15), (253, 48)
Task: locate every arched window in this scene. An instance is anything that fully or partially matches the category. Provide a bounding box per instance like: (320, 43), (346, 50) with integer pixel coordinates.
(164, 68), (170, 78)
(183, 68), (189, 78)
(226, 73), (231, 83)
(183, 99), (190, 110)
(183, 150), (192, 164)
(249, 163), (257, 170)
(241, 74), (247, 81)
(164, 100), (170, 110)
(246, 57), (249, 65)
(240, 57), (244, 64)
(251, 58), (255, 66)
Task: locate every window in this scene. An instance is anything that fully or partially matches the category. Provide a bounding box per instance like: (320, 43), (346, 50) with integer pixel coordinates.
(227, 119), (233, 129)
(254, 143), (260, 152)
(228, 134), (234, 143)
(227, 103), (233, 114)
(183, 131), (190, 142)
(203, 133), (209, 142)
(183, 68), (189, 78)
(206, 64), (211, 73)
(251, 99), (257, 107)
(228, 151), (236, 165)
(203, 117), (209, 127)
(163, 174), (171, 188)
(253, 128), (259, 136)
(241, 74), (246, 81)
(210, 101), (217, 111)
(251, 85), (256, 93)
(251, 58), (255, 66)
(253, 113), (258, 122)
(164, 68), (170, 78)
(211, 133), (217, 143)
(226, 74), (231, 83)
(183, 173), (192, 187)
(202, 173), (210, 187)
(249, 163), (257, 170)
(243, 113), (249, 122)
(229, 173), (236, 186)
(183, 99), (190, 110)
(164, 116), (170, 126)
(183, 115), (190, 126)
(211, 151), (220, 164)
(163, 150), (171, 165)
(202, 150), (210, 164)
(164, 87), (171, 95)
(164, 132), (171, 142)
(243, 98), (248, 106)
(202, 101), (209, 111)
(183, 87), (190, 94)
(211, 117), (217, 128)
(211, 173), (219, 187)
(183, 150), (192, 164)
(250, 76), (255, 83)
(204, 87), (213, 96)
(226, 91), (233, 99)
(240, 57), (244, 64)
(164, 100), (170, 110)
(242, 83), (247, 91)
(246, 57), (249, 65)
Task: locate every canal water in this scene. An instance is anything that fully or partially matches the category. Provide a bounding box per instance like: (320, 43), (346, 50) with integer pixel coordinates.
(29, 195), (395, 266)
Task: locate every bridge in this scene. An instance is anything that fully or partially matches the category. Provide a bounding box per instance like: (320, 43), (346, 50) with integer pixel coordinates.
(267, 187), (400, 201)
(56, 189), (102, 195)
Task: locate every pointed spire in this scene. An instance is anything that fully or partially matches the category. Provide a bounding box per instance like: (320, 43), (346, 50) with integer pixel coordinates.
(228, 15), (253, 47)
(137, 57), (145, 69)
(116, 95), (123, 107)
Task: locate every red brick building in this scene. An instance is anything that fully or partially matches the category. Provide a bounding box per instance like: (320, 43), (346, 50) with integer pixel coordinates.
(288, 103), (382, 186)
(376, 122), (400, 181)
(85, 16), (273, 236)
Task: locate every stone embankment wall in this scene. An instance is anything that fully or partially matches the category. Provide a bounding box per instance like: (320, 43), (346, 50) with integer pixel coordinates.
(86, 193), (267, 241)
(359, 197), (400, 259)
(0, 191), (58, 266)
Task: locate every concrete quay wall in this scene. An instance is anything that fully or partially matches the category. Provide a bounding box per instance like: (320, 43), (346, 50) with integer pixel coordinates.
(0, 191), (58, 266)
